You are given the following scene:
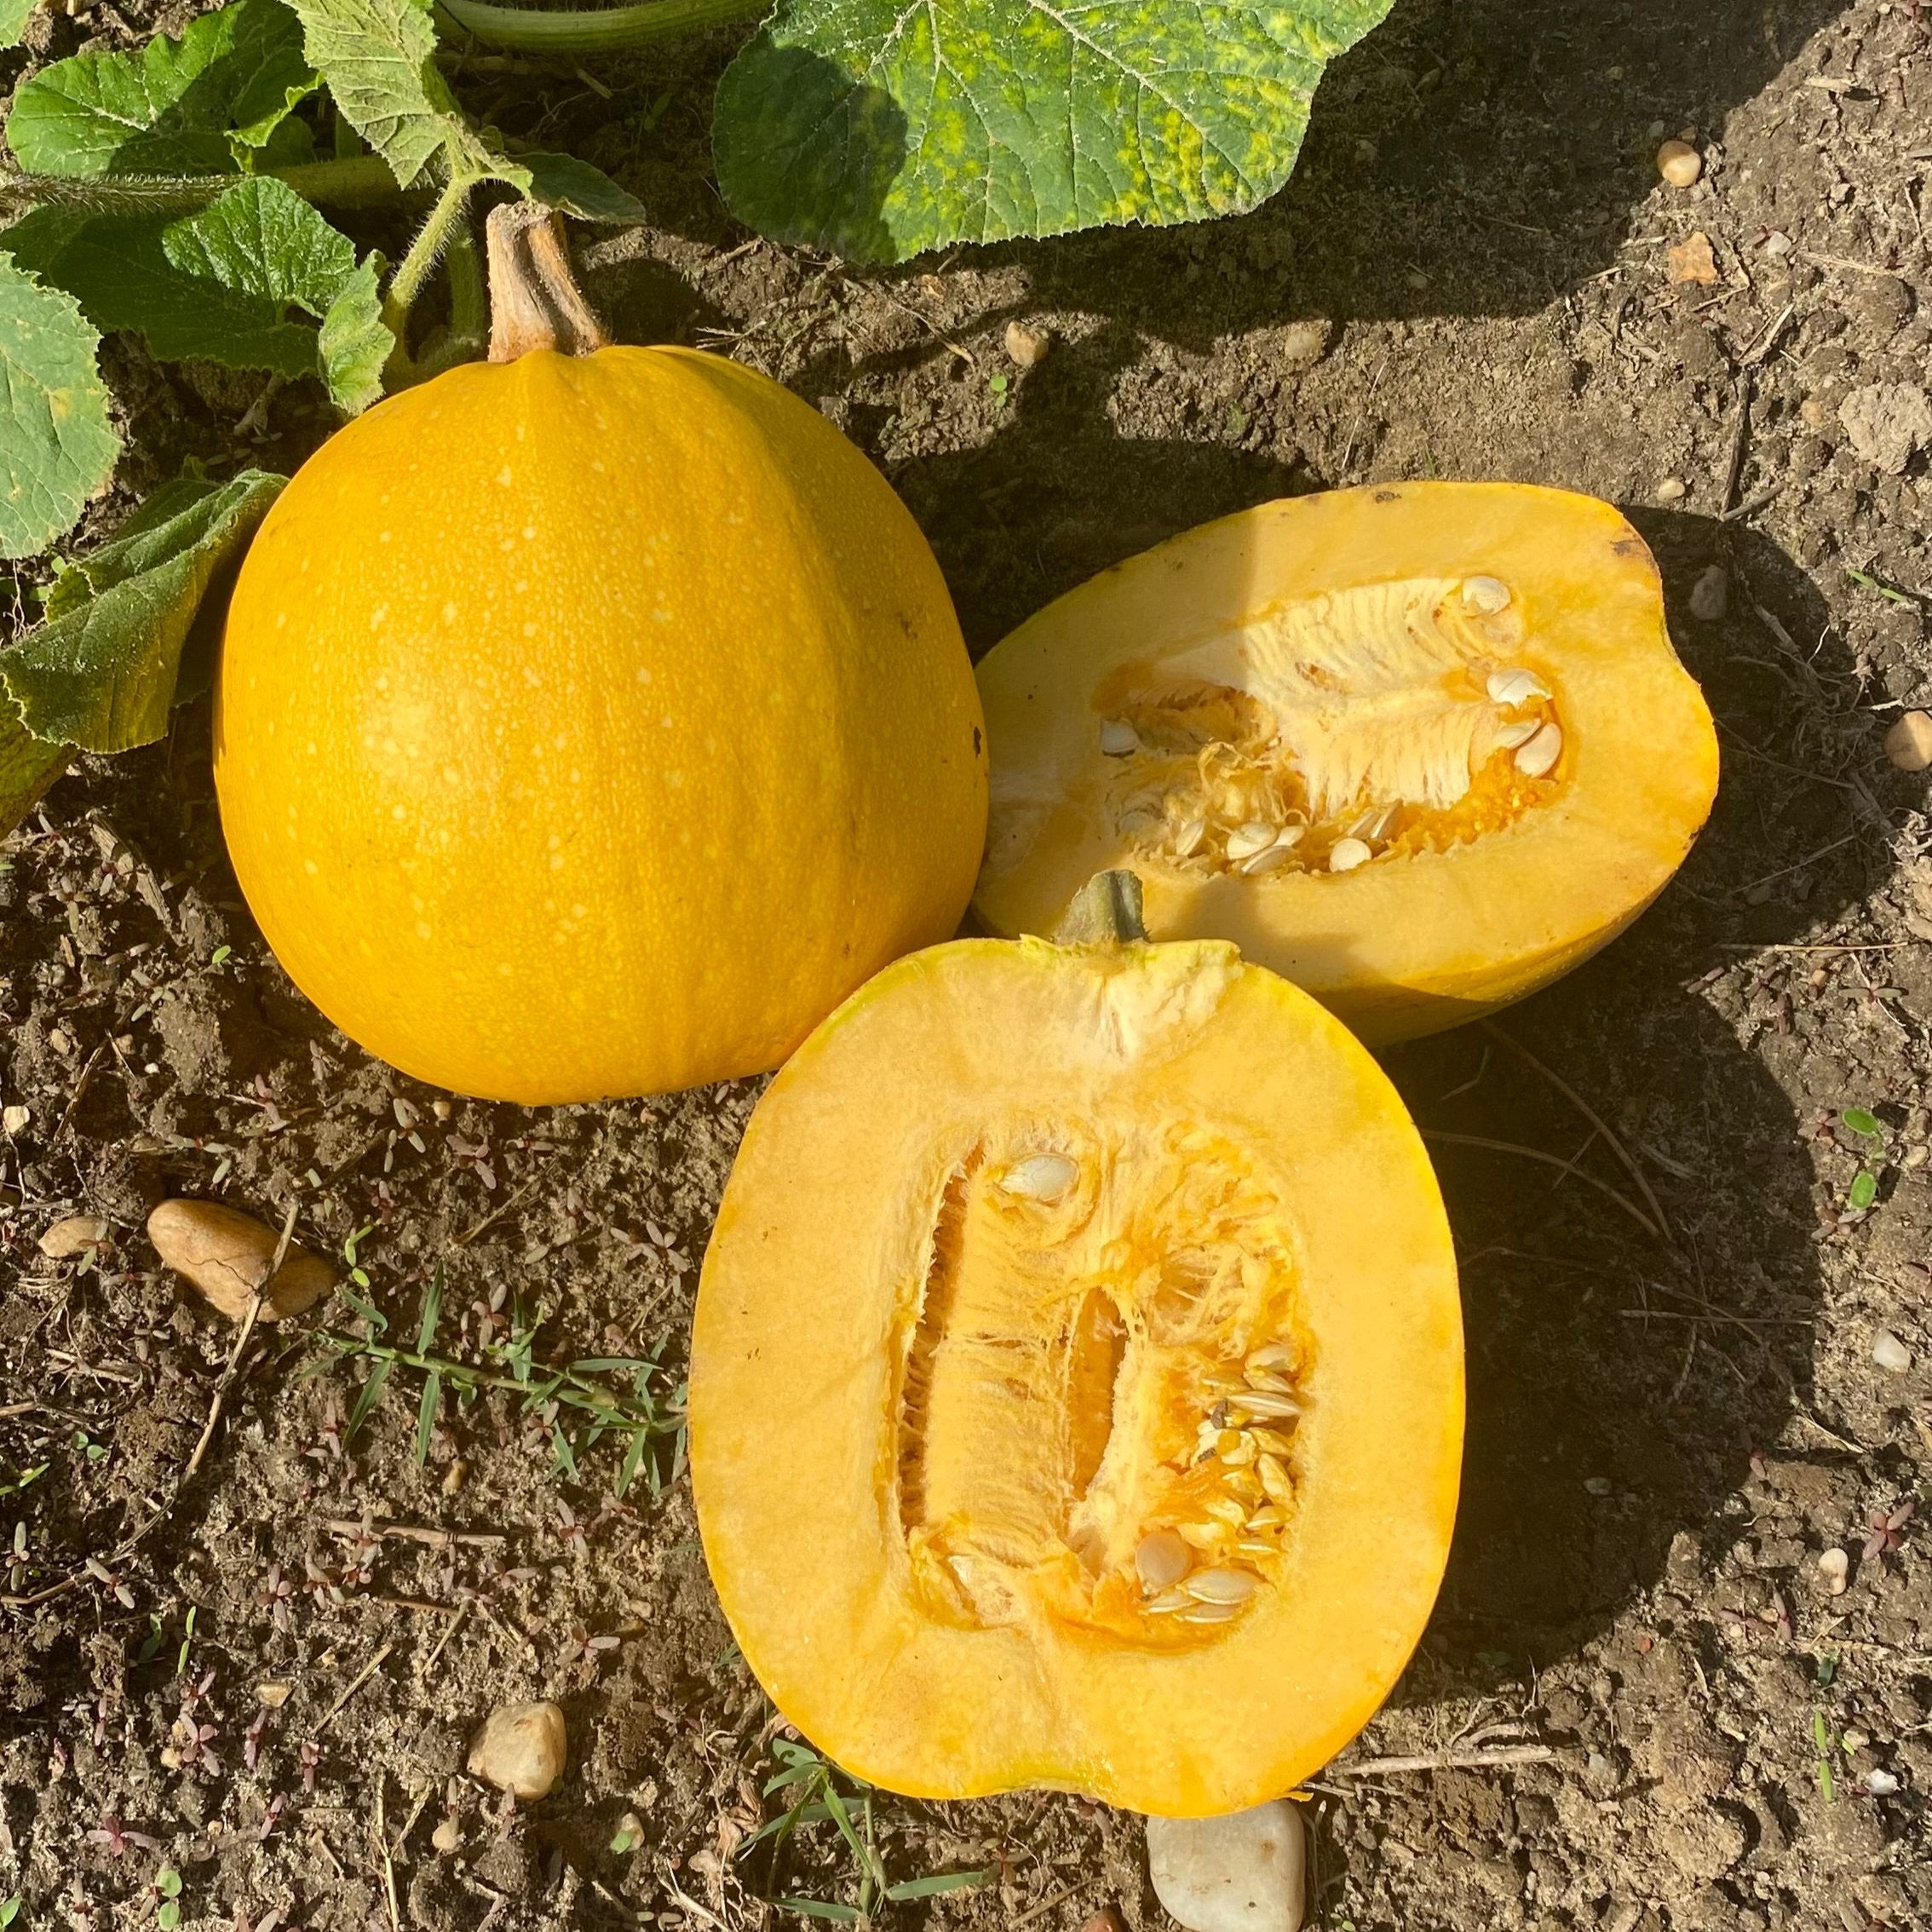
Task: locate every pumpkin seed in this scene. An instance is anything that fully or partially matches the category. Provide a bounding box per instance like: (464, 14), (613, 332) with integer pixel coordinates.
(1176, 1521), (1224, 1550)
(1145, 1585), (1195, 1614)
(1244, 1364), (1297, 1394)
(1217, 1430), (1258, 1468)
(1344, 801), (1401, 842)
(1257, 1455), (1293, 1506)
(1178, 1599), (1245, 1624)
(1000, 1153), (1078, 1201)
(1099, 720), (1139, 756)
(1185, 1567), (1259, 1605)
(1328, 837), (1372, 873)
(1248, 1427), (1296, 1458)
(1240, 842), (1296, 876)
(1172, 816), (1207, 857)
(1228, 1389), (1301, 1423)
(1246, 1343), (1296, 1373)
(1246, 1505), (1284, 1530)
(1486, 667), (1550, 708)
(1462, 575), (1512, 615)
(1205, 1496), (1248, 1528)
(1515, 722), (1562, 778)
(1225, 821), (1279, 861)
(1237, 1539), (1275, 1560)
(1136, 1528), (1193, 1593)
(1492, 717), (1540, 751)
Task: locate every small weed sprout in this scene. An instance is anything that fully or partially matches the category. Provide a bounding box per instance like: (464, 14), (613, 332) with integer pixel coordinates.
(1840, 1107), (1885, 1216)
(739, 1737), (990, 1918)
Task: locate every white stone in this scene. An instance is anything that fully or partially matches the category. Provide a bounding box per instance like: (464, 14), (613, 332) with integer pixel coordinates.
(467, 1700), (567, 1800)
(1146, 1801), (1305, 1932)
(1872, 1327), (1912, 1373)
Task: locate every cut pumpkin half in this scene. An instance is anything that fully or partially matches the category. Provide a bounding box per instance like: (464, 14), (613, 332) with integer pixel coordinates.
(973, 483), (1719, 1044)
(691, 886), (1462, 1815)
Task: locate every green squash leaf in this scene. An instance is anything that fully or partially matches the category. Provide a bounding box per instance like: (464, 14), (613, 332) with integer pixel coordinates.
(714, 0), (1395, 262)
(0, 0), (39, 51)
(4, 0), (317, 178)
(3, 178), (392, 411)
(0, 469), (285, 765)
(279, 0), (503, 187)
(517, 151), (646, 225)
(0, 709), (72, 840)
(0, 252), (119, 561)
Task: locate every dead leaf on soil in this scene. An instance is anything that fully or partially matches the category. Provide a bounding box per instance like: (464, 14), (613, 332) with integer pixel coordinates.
(1666, 233), (1720, 285)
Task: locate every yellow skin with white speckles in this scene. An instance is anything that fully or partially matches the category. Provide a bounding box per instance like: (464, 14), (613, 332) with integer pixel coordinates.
(214, 347), (988, 1103)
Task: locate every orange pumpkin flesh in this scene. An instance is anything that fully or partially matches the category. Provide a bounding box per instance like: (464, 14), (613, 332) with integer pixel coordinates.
(691, 923), (1463, 1815)
(973, 483), (1718, 1044)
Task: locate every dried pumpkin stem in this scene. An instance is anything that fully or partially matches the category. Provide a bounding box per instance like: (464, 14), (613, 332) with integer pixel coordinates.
(486, 200), (610, 360)
(1054, 870), (1149, 946)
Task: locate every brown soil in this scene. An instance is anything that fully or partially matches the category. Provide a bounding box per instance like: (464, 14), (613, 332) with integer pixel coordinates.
(4, 0), (1932, 1927)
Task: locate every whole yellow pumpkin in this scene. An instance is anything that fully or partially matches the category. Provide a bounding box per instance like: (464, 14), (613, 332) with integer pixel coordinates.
(216, 269), (986, 1103)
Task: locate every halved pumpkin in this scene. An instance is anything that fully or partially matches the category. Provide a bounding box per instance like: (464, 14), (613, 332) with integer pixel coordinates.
(973, 484), (1719, 1044)
(691, 884), (1462, 1816)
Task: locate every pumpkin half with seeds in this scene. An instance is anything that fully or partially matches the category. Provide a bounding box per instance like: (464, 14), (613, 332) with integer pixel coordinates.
(691, 876), (1463, 1815)
(973, 483), (1719, 1044)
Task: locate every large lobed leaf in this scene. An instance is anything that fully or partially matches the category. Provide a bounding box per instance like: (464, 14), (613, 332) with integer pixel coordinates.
(5, 0), (316, 177)
(3, 469), (283, 743)
(0, 252), (118, 561)
(714, 0), (1397, 263)
(3, 177), (390, 413)
(279, 0), (497, 187)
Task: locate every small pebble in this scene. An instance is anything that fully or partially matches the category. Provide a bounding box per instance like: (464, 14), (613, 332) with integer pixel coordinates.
(1655, 476), (1687, 503)
(147, 1199), (335, 1324)
(1816, 1546), (1849, 1596)
(1688, 566), (1728, 622)
(1872, 1327), (1912, 1373)
(37, 1214), (110, 1260)
(468, 1700), (567, 1800)
(1883, 710), (1932, 773)
(431, 1815), (463, 1854)
(1004, 320), (1051, 370)
(1147, 1800), (1304, 1932)
(1, 1105), (28, 1136)
(1657, 139), (1703, 186)
(430, 1099), (453, 1122)
(1842, 1728), (1870, 1753)
(256, 1681), (293, 1708)
(1866, 1769), (1900, 1797)
(441, 1458), (469, 1496)
(1078, 1912), (1126, 1932)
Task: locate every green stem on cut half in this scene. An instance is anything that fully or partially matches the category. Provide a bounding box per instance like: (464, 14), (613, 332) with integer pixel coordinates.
(1055, 870), (1150, 946)
(434, 0), (768, 54)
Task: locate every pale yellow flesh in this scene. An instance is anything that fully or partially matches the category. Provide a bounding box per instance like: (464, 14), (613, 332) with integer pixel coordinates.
(973, 484), (1720, 1043)
(691, 938), (1463, 1816)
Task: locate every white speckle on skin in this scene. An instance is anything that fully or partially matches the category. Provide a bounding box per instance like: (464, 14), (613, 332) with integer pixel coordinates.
(304, 860), (319, 875)
(523, 667), (542, 687)
(497, 465), (514, 486)
(665, 771), (683, 789)
(275, 612), (286, 629)
(549, 854), (564, 870)
(442, 601), (458, 624)
(522, 622), (537, 637)
(391, 805), (407, 821)
(375, 675), (390, 693)
(636, 666), (653, 684)
(521, 526), (537, 542)
(416, 922), (432, 940)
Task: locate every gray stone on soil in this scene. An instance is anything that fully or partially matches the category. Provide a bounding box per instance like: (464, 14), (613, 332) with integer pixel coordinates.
(1146, 1800), (1304, 1932)
(1838, 383), (1932, 474)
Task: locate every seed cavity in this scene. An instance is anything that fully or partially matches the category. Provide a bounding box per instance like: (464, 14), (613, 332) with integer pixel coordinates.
(1462, 575), (1512, 615)
(1515, 722), (1563, 779)
(1099, 720), (1140, 756)
(1001, 1153), (1079, 1202)
(1328, 837), (1371, 873)
(1136, 1529), (1193, 1593)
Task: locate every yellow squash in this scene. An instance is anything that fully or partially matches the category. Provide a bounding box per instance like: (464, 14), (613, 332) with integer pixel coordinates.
(216, 213), (986, 1103)
(692, 880), (1463, 1814)
(973, 484), (1718, 1043)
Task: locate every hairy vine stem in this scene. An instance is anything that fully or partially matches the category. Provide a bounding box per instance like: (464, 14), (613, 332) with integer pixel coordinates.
(435, 0), (768, 55)
(0, 152), (405, 218)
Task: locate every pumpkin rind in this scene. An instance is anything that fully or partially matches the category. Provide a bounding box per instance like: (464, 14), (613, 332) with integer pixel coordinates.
(691, 933), (1463, 1815)
(215, 346), (986, 1102)
(971, 483), (1718, 1043)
